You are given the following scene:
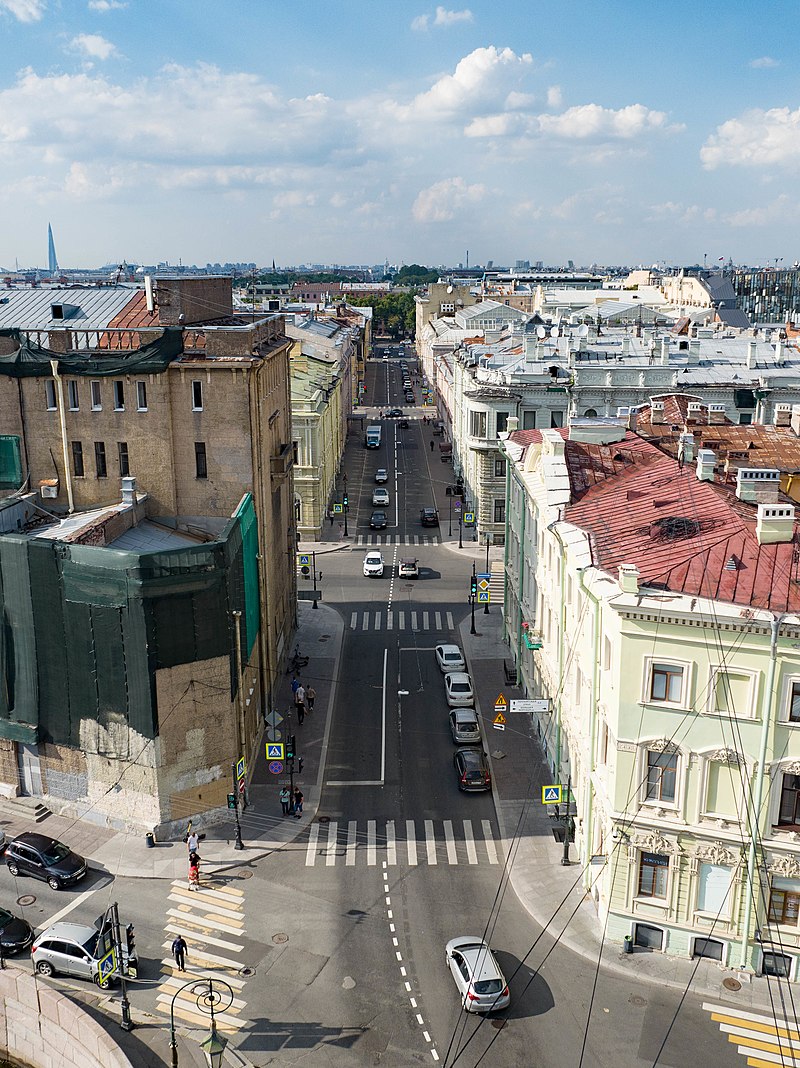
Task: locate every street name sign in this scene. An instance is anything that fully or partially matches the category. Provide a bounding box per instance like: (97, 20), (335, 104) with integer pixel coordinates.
(511, 699), (549, 714)
(542, 785), (562, 804)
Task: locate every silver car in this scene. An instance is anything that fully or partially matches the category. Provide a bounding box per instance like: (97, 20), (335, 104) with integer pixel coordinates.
(445, 936), (510, 1013)
(32, 919), (137, 985)
(450, 708), (481, 744)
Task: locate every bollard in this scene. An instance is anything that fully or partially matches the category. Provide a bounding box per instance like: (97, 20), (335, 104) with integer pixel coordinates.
(145, 832), (155, 848)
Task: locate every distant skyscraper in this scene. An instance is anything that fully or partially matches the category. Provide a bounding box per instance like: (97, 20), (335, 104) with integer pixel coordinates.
(47, 224), (59, 275)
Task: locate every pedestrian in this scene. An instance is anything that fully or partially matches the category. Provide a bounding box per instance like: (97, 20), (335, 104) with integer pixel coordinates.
(306, 685), (316, 713)
(291, 675), (300, 697)
(171, 935), (188, 971)
(329, 511), (334, 527)
(430, 439), (435, 451)
(188, 859), (200, 891)
(295, 683), (306, 724)
(188, 849), (201, 870)
(186, 829), (199, 854)
(293, 787), (304, 818)
(280, 787), (290, 816)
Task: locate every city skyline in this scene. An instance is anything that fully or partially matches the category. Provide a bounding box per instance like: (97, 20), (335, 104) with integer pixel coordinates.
(0, 0), (798, 268)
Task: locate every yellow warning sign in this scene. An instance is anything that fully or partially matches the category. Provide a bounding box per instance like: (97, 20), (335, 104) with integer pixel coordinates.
(493, 711), (506, 729)
(495, 694), (507, 707)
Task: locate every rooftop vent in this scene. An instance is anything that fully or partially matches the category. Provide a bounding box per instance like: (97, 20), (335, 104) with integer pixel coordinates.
(756, 503), (795, 545)
(735, 467), (780, 504)
(50, 302), (80, 320)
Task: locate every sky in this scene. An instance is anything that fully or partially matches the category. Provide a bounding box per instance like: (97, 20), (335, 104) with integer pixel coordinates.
(1, 0), (799, 270)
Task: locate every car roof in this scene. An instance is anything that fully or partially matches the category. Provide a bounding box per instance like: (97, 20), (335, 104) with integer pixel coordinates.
(11, 832), (59, 850)
(452, 708), (478, 722)
(446, 672), (471, 684)
(437, 644), (461, 655)
(400, 557), (417, 564)
(457, 746), (484, 760)
(365, 551), (383, 560)
(461, 944), (501, 981)
(38, 921), (97, 941)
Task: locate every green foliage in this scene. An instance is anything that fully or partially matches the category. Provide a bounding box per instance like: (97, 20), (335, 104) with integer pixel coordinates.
(396, 264), (439, 285)
(347, 292), (416, 337)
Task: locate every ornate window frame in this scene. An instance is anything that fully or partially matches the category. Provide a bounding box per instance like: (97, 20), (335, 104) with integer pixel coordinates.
(628, 829), (681, 913)
(641, 656), (693, 711)
(697, 747), (746, 826)
(704, 664), (759, 719)
(637, 738), (685, 817)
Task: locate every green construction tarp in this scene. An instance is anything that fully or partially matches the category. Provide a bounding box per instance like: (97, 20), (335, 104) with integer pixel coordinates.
(0, 328), (184, 378)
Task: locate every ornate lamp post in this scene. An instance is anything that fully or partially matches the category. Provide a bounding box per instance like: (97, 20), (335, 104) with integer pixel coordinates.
(169, 977), (233, 1068)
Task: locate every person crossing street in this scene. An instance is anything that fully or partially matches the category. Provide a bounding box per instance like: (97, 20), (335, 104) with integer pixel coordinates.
(171, 935), (188, 971)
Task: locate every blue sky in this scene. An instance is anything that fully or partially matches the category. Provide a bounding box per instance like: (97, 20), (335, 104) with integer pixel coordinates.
(1, 0), (798, 269)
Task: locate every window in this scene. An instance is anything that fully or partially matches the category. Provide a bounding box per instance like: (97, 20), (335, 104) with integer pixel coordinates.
(496, 412), (509, 434)
(584, 408), (598, 417)
(71, 441), (84, 477)
(0, 437), (22, 489)
(598, 721), (609, 765)
(90, 381), (102, 410)
(195, 441), (207, 479)
(494, 458), (506, 478)
(646, 749), (677, 803)
(192, 381), (203, 411)
(494, 499), (505, 524)
(769, 880), (800, 926)
(696, 863), (732, 915)
(45, 381), (57, 410)
(469, 410), (487, 438)
(778, 774), (800, 828)
(704, 760), (740, 818)
(789, 681), (800, 722)
(762, 952), (792, 978)
(693, 938), (724, 962)
(633, 923), (664, 950)
(118, 442), (130, 477)
(522, 410), (537, 430)
(67, 380), (79, 410)
(710, 668), (753, 716)
(136, 381), (147, 411)
(113, 381), (124, 411)
(638, 852), (669, 898)
(550, 410), (564, 428)
(650, 662), (684, 704)
(94, 441), (107, 479)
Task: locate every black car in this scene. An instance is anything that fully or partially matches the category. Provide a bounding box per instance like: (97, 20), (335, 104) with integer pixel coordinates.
(454, 748), (492, 792)
(386, 408), (403, 417)
(420, 507), (439, 527)
(370, 510), (388, 530)
(400, 419), (409, 428)
(0, 908), (34, 954)
(6, 832), (87, 890)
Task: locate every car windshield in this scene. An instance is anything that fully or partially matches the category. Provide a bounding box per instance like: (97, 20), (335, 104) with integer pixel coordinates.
(444, 652), (460, 661)
(41, 843), (70, 864)
(474, 978), (503, 994)
(451, 682), (471, 693)
(0, 910), (12, 925)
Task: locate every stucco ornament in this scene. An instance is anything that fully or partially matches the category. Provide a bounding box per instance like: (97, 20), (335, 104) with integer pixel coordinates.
(647, 738), (677, 754)
(630, 829), (680, 856)
(781, 761), (800, 776)
(707, 749), (742, 766)
(695, 841), (738, 866)
(768, 853), (800, 879)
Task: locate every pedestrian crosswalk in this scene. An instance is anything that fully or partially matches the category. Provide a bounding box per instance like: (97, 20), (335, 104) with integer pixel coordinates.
(356, 534), (440, 546)
(350, 609), (456, 631)
(304, 818), (500, 868)
(489, 562), (505, 606)
(154, 879), (249, 1034)
(703, 1001), (800, 1065)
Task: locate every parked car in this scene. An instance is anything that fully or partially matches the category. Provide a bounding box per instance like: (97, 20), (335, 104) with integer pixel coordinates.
(420, 508), (439, 527)
(436, 644), (465, 673)
(370, 510), (388, 530)
(445, 671), (474, 707)
(400, 419), (409, 428)
(445, 936), (509, 1012)
(398, 557), (419, 579)
(363, 551), (385, 577)
(6, 832), (87, 890)
(372, 488), (390, 506)
(433, 421), (445, 436)
(450, 709), (481, 744)
(0, 907), (33, 955)
(33, 919), (137, 985)
(453, 747), (491, 792)
(375, 469), (388, 484)
(386, 408), (403, 417)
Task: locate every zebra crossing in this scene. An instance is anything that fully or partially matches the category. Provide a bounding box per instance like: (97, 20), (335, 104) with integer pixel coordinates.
(356, 534), (440, 546)
(305, 817), (500, 868)
(155, 879), (249, 1034)
(350, 609), (456, 631)
(703, 1001), (800, 1066)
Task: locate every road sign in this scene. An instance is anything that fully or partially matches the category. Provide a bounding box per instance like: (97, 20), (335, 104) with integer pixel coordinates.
(236, 756), (246, 781)
(477, 591), (490, 603)
(266, 727), (282, 743)
(478, 572), (490, 590)
(464, 512), (475, 525)
(97, 948), (116, 984)
(494, 694), (507, 712)
(269, 761), (284, 775)
(265, 710), (283, 729)
(454, 501), (462, 512)
(493, 711), (506, 730)
(542, 785), (563, 804)
(297, 553), (310, 567)
(511, 699), (549, 714)
(333, 503), (343, 514)
(266, 742), (285, 760)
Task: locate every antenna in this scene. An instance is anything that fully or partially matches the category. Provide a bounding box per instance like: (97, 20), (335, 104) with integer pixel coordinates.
(446, 284), (453, 294)
(536, 326), (546, 340)
(550, 326), (559, 338)
(578, 323), (589, 338)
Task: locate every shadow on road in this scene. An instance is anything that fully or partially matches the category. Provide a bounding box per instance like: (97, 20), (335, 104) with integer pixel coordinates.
(493, 950), (555, 1020)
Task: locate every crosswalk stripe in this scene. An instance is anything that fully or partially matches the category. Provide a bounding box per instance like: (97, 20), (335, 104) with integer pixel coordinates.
(375, 612), (382, 630)
(447, 612), (454, 629)
(483, 820), (498, 864)
(357, 535), (364, 546)
(346, 820), (357, 866)
(425, 820), (437, 865)
(306, 823), (320, 866)
(406, 820), (417, 865)
(159, 959), (247, 990)
(155, 995), (242, 1031)
(464, 820), (478, 864)
(350, 611), (357, 629)
(399, 611), (405, 630)
(161, 943), (244, 973)
(169, 889), (244, 921)
(387, 610), (394, 630)
(158, 975), (249, 1010)
(362, 611), (369, 631)
(387, 820), (397, 866)
(405, 535), (410, 544)
(368, 820), (377, 865)
(165, 908), (243, 938)
(435, 611), (442, 629)
(423, 611), (430, 629)
(411, 611), (418, 630)
(164, 923), (242, 953)
(172, 879), (243, 900)
(326, 821), (338, 866)
(443, 820), (458, 865)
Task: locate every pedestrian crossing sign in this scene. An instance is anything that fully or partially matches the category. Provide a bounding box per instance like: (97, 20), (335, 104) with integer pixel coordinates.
(298, 554), (310, 566)
(464, 512), (475, 525)
(333, 503), (343, 514)
(542, 785), (563, 805)
(266, 743), (284, 760)
(493, 711), (506, 730)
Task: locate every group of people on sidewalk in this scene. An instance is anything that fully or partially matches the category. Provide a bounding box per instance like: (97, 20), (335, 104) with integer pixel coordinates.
(279, 786), (304, 818)
(291, 676), (315, 725)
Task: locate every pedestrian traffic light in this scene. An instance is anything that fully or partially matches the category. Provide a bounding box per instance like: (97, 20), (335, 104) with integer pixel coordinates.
(470, 574), (478, 596)
(343, 494), (349, 508)
(286, 734), (296, 761)
(227, 792), (237, 810)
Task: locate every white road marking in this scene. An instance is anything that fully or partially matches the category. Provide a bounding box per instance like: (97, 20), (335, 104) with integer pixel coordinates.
(411, 611), (418, 630)
(346, 821), (357, 865)
(443, 820), (458, 865)
(446, 612), (455, 629)
(425, 820), (437, 865)
(350, 612), (357, 629)
(164, 923), (243, 954)
(482, 820), (498, 864)
(422, 611), (429, 629)
(410, 997), (417, 1008)
(326, 821), (338, 866)
(375, 612), (381, 630)
(406, 820), (418, 865)
(40, 887), (98, 930)
(368, 820), (377, 865)
(416, 1013), (424, 1025)
(398, 611), (405, 630)
(361, 611), (369, 631)
(435, 612), (442, 629)
(464, 820), (478, 864)
(386, 820), (397, 865)
(387, 610), (394, 630)
(306, 823), (320, 866)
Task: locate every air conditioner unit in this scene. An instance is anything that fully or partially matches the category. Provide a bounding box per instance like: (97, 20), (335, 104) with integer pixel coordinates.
(39, 479), (59, 499)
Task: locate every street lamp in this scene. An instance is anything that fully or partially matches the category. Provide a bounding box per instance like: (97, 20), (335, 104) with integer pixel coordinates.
(169, 978), (233, 1068)
(343, 473), (349, 537)
(470, 562), (477, 635)
(458, 507), (463, 550)
(484, 533), (491, 614)
(448, 494), (452, 537)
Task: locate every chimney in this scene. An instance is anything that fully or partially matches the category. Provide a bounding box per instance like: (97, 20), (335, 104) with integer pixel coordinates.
(775, 403), (792, 427)
(507, 415), (519, 433)
(688, 338), (701, 362)
(792, 404), (800, 437)
(660, 338), (669, 365)
(121, 476), (137, 506)
(687, 401), (704, 423)
(618, 564), (640, 594)
(696, 448), (716, 481)
(747, 340), (758, 369)
(627, 407), (639, 432)
(775, 339), (786, 366)
(709, 403), (727, 425)
(678, 431), (695, 465)
(736, 467), (781, 503)
(621, 338), (631, 356)
(756, 503), (795, 545)
(651, 400), (665, 424)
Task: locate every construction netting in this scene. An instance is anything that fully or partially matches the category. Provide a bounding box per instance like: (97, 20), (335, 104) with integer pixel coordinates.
(0, 328), (184, 378)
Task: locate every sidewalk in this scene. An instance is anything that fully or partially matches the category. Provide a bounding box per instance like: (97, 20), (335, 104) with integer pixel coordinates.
(459, 604), (783, 1016)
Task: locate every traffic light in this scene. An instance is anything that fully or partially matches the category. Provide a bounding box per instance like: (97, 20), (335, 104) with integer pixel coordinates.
(286, 734), (296, 761)
(300, 564), (310, 578)
(227, 792), (237, 809)
(343, 494), (349, 508)
(470, 574), (477, 597)
(125, 924), (135, 953)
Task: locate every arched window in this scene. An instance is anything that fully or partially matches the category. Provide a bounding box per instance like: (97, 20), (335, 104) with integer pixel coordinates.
(584, 408), (598, 417)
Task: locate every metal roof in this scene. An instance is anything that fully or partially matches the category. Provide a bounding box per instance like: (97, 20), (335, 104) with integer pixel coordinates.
(0, 286), (141, 330)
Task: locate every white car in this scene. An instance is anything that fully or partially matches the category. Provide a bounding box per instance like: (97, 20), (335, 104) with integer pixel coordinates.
(445, 936), (510, 1014)
(372, 488), (390, 506)
(375, 469), (388, 484)
(363, 551), (385, 577)
(445, 672), (473, 707)
(435, 644), (465, 673)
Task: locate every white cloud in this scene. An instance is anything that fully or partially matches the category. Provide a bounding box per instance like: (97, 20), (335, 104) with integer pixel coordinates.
(727, 194), (791, 227)
(70, 33), (118, 60)
(0, 0), (44, 21)
(749, 56), (779, 69)
(411, 6), (473, 31)
(701, 107), (800, 168)
(546, 85), (562, 109)
(393, 46), (533, 121)
(412, 176), (485, 222)
(537, 103), (670, 140)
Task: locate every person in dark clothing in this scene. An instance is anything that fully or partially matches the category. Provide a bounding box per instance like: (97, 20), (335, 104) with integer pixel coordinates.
(293, 787), (304, 818)
(172, 935), (188, 971)
(430, 440), (435, 451)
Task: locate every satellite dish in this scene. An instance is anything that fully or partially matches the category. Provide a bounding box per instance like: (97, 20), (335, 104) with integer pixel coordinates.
(578, 324), (590, 338)
(536, 326), (546, 339)
(550, 326), (559, 338)
(446, 285), (453, 294)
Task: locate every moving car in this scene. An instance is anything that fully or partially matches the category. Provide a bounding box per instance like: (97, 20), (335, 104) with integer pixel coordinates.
(449, 709), (481, 744)
(370, 510), (388, 530)
(445, 936), (510, 1012)
(436, 644), (465, 672)
(32, 919), (137, 985)
(398, 557), (419, 579)
(386, 408), (403, 417)
(372, 488), (390, 506)
(375, 469), (388, 484)
(6, 832), (87, 890)
(363, 551), (385, 577)
(445, 671), (474, 707)
(420, 508), (439, 527)
(0, 908), (33, 955)
(400, 419), (409, 428)
(453, 747), (492, 792)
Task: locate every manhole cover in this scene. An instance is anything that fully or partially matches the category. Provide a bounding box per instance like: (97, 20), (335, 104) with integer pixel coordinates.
(629, 995), (646, 1007)
(491, 1019), (507, 1031)
(16, 895), (35, 907)
(723, 977), (741, 992)
(272, 933), (289, 944)
(318, 635), (331, 642)
(237, 869), (254, 880)
(318, 815), (331, 824)
(239, 966), (255, 977)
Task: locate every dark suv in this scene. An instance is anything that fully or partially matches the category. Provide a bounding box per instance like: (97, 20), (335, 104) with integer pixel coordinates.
(370, 510), (388, 530)
(420, 508), (439, 527)
(6, 832), (87, 890)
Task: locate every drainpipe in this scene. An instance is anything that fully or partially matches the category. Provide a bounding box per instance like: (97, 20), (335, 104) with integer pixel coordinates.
(49, 359), (74, 513)
(548, 520), (568, 779)
(578, 565), (601, 891)
(502, 453), (511, 645)
(515, 493), (527, 677)
(739, 613), (784, 970)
